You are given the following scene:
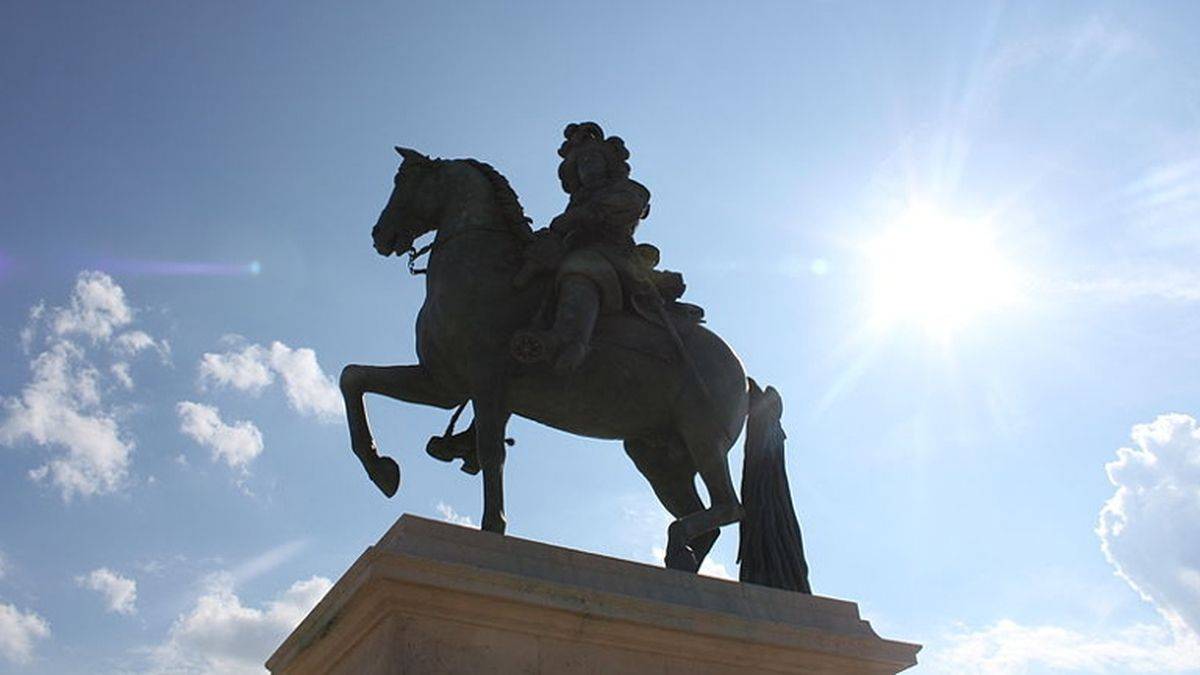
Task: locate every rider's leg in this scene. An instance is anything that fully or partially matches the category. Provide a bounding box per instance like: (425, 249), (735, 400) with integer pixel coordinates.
(551, 274), (601, 373)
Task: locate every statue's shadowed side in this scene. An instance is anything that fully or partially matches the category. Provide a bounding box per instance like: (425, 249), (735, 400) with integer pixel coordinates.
(340, 124), (810, 591)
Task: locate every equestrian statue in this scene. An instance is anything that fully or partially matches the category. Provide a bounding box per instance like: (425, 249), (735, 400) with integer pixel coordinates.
(340, 122), (811, 592)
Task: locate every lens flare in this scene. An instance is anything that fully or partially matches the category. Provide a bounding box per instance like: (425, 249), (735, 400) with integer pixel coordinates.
(91, 258), (263, 277)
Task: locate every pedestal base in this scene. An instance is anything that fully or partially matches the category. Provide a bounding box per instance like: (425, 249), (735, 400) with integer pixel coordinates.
(267, 515), (919, 674)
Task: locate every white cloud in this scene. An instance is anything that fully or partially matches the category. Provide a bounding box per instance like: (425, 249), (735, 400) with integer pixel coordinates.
(112, 362), (134, 389)
(927, 413), (1200, 672)
(435, 502), (473, 526)
(198, 341), (341, 421)
(926, 618), (1200, 674)
(113, 330), (169, 359)
(49, 270), (133, 341)
(19, 303), (44, 353)
(264, 343), (342, 420)
(1098, 413), (1200, 634)
(199, 345), (273, 394)
(136, 555), (188, 577)
(177, 402), (263, 472)
(149, 574), (330, 674)
(77, 567), (137, 615)
(1, 272), (166, 500)
(1064, 15), (1141, 63)
(0, 602), (50, 665)
(1, 340), (133, 499)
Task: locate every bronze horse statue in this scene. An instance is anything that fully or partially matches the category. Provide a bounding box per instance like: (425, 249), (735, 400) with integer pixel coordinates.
(340, 148), (809, 590)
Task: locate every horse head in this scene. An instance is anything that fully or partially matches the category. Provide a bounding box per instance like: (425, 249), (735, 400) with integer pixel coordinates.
(372, 146), (441, 257)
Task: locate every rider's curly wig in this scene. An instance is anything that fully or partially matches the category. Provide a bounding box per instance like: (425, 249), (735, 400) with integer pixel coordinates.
(558, 122), (632, 188)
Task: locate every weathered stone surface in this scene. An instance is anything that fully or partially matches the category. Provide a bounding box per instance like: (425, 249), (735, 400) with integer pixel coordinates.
(267, 515), (919, 674)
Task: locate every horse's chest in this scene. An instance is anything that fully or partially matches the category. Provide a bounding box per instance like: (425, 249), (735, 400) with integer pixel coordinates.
(417, 279), (522, 378)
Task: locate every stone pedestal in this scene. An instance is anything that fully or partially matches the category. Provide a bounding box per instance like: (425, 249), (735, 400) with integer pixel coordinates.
(267, 515), (919, 674)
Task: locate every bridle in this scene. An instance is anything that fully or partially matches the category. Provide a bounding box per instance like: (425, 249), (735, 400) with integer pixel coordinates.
(402, 225), (524, 276)
(390, 158), (533, 276)
(405, 241), (435, 276)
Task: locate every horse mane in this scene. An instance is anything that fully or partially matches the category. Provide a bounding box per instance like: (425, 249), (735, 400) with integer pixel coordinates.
(461, 159), (535, 242)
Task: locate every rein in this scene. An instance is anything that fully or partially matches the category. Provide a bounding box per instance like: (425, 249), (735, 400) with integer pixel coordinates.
(403, 225), (522, 276)
(405, 242), (435, 275)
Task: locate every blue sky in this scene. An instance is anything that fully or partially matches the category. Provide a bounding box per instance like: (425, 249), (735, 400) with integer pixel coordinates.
(2, 2), (1199, 673)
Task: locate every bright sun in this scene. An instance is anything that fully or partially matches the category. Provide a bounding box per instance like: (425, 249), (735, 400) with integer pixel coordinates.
(865, 202), (1023, 337)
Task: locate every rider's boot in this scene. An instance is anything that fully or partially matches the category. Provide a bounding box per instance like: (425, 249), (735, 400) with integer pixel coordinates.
(551, 275), (600, 374)
(425, 421), (482, 475)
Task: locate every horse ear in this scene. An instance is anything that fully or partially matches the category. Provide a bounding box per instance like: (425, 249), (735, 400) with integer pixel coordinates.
(395, 146), (431, 164)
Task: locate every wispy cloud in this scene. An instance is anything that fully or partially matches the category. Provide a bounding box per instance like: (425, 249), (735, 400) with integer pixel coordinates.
(0, 602), (50, 665)
(47, 270), (133, 342)
(0, 271), (167, 500)
(1061, 272), (1200, 303)
(198, 338), (342, 422)
(177, 402), (264, 473)
(1120, 156), (1200, 249)
(926, 617), (1200, 674)
(435, 502), (473, 527)
(145, 573), (329, 674)
(77, 567), (138, 615)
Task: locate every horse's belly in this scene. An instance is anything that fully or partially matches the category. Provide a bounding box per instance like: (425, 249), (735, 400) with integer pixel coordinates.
(507, 347), (681, 439)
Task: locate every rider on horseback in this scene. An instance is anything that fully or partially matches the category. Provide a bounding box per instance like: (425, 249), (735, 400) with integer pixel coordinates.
(513, 122), (691, 373)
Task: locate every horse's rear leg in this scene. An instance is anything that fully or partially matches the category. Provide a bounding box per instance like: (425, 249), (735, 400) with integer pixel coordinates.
(340, 364), (462, 497)
(624, 438), (719, 573)
(665, 431), (743, 570)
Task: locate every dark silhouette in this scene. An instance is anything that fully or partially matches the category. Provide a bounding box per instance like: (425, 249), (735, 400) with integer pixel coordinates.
(340, 125), (810, 591)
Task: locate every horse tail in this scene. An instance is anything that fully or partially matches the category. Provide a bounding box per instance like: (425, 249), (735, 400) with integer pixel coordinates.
(737, 377), (812, 593)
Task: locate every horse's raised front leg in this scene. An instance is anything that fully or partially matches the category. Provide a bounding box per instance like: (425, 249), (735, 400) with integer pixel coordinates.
(340, 364), (462, 497)
(471, 385), (511, 534)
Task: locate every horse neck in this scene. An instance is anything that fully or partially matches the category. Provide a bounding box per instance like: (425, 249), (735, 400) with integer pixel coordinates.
(432, 161), (507, 245)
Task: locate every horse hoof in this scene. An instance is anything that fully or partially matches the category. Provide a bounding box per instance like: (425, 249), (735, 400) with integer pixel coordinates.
(664, 545), (699, 572)
(481, 513), (507, 534)
(367, 456), (401, 498)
